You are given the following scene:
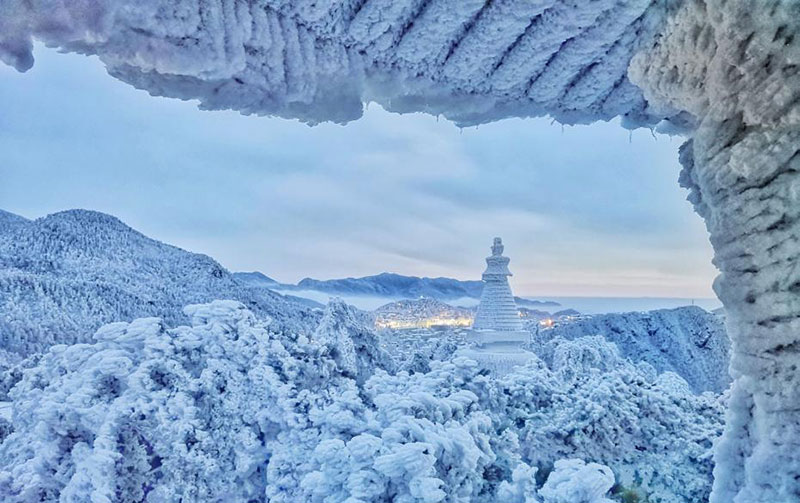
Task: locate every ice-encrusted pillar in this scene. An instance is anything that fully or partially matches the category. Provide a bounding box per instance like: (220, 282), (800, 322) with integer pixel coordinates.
(685, 115), (800, 503)
(630, 1), (800, 500)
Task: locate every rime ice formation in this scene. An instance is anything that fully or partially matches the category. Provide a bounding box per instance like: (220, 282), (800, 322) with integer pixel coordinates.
(0, 0), (679, 127)
(313, 298), (395, 384)
(474, 238), (524, 332)
(537, 459), (615, 503)
(0, 301), (723, 502)
(2, 0), (798, 499)
(533, 306), (731, 393)
(628, 2), (800, 500)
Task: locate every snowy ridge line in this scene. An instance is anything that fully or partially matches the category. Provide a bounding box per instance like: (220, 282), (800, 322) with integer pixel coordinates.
(0, 0), (679, 127)
(282, 272), (559, 309)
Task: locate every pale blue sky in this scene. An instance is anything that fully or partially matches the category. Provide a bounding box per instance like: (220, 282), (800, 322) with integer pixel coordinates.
(0, 45), (717, 298)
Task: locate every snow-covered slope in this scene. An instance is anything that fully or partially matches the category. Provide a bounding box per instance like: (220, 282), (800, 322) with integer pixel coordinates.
(532, 306), (730, 393)
(232, 271), (280, 287)
(0, 209), (318, 357)
(0, 211), (29, 233)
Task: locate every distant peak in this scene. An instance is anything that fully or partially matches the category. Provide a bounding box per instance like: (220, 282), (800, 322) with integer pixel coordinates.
(375, 272), (404, 278)
(0, 209), (30, 224)
(44, 209), (125, 224)
(232, 271), (279, 286)
(37, 209), (140, 235)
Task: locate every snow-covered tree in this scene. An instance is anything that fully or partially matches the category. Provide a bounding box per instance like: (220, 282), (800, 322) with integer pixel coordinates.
(0, 301), (721, 502)
(313, 298), (395, 384)
(530, 307), (730, 393)
(492, 336), (725, 503)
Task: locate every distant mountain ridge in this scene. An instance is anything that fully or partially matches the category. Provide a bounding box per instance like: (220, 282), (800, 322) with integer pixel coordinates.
(261, 271), (559, 308)
(232, 271), (323, 309)
(0, 209), (318, 358)
(298, 273), (484, 298)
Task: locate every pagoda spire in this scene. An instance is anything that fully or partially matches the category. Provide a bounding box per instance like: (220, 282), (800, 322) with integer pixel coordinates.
(473, 238), (523, 331)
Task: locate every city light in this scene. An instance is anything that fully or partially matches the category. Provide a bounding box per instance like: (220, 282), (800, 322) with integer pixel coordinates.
(374, 317), (474, 330)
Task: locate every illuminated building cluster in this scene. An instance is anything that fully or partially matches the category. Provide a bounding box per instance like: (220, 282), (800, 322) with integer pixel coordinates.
(375, 316), (473, 330)
(373, 298), (473, 331)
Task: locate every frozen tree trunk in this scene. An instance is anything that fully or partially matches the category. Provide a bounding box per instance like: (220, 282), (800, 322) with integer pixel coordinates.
(630, 1), (800, 500)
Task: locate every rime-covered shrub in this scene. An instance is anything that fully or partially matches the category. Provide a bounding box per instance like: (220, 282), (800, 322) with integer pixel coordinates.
(0, 301), (520, 502)
(0, 302), (721, 503)
(314, 298), (395, 384)
(538, 459), (615, 503)
(532, 307), (730, 393)
(493, 336), (725, 503)
(0, 301), (355, 502)
(292, 358), (517, 502)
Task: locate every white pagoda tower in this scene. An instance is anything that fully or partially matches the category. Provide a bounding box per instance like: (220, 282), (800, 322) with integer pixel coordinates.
(473, 237), (523, 331)
(461, 238), (533, 374)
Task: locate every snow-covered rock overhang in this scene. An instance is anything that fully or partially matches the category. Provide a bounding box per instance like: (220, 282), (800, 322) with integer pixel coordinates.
(0, 0), (682, 127)
(3, 1), (800, 502)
